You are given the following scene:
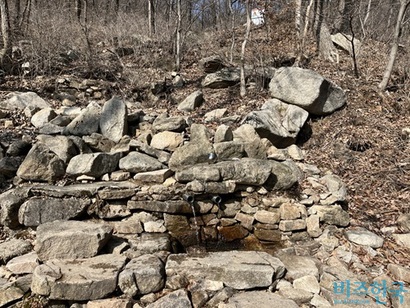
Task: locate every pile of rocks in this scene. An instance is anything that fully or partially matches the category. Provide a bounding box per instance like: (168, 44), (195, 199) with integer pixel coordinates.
(1, 66), (407, 307)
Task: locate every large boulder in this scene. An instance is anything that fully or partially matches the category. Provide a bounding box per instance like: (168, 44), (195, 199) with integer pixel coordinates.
(36, 135), (78, 163)
(100, 97), (128, 143)
(166, 251), (285, 290)
(18, 197), (90, 227)
(31, 254), (127, 300)
(0, 92), (49, 110)
(202, 68), (240, 88)
(64, 102), (101, 136)
(178, 90), (204, 112)
(243, 99), (309, 147)
(16, 143), (66, 182)
(269, 67), (346, 115)
(34, 220), (112, 261)
(66, 153), (120, 177)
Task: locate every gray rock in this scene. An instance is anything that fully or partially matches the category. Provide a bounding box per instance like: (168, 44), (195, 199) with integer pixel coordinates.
(178, 90), (204, 112)
(65, 102), (101, 136)
(233, 124), (267, 158)
(18, 197), (90, 227)
(100, 97), (128, 143)
(278, 287), (314, 305)
(286, 144), (305, 161)
(35, 220), (112, 261)
(37, 135), (78, 163)
(0, 239), (32, 264)
(397, 214), (410, 232)
(128, 200), (193, 214)
(87, 298), (132, 308)
(221, 291), (298, 308)
(254, 210), (280, 224)
(276, 253), (319, 280)
(118, 254), (165, 296)
(128, 233), (171, 254)
(0, 187), (31, 228)
(166, 251), (285, 290)
(30, 181), (138, 198)
(0, 285), (25, 307)
(393, 234), (410, 249)
(308, 205), (350, 227)
(243, 99), (309, 147)
(150, 131), (183, 151)
(387, 264), (410, 283)
(66, 153), (120, 177)
(320, 174), (347, 204)
(133, 169), (174, 183)
(7, 140), (31, 156)
(344, 228), (384, 248)
(119, 152), (165, 173)
(31, 108), (57, 128)
(152, 116), (187, 133)
(129, 140), (171, 164)
(293, 274), (321, 294)
(38, 123), (64, 134)
(205, 108), (228, 123)
(214, 124), (233, 142)
(31, 254), (127, 300)
(213, 142), (246, 160)
(6, 252), (39, 274)
(279, 219), (307, 231)
(0, 156), (23, 178)
(199, 55), (226, 73)
(0, 92), (49, 110)
(175, 164), (221, 183)
(331, 33), (361, 56)
(269, 67), (346, 115)
(83, 133), (115, 152)
(202, 68), (240, 88)
(146, 289), (191, 308)
(16, 143), (66, 182)
(168, 141), (214, 170)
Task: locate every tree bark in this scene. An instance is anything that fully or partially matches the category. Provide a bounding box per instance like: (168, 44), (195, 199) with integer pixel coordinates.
(240, 0), (251, 97)
(378, 0), (410, 90)
(0, 0), (12, 74)
(148, 0), (155, 36)
(175, 0), (181, 71)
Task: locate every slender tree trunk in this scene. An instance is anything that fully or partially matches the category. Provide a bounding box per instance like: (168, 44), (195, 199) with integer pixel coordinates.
(240, 0), (251, 97)
(148, 0), (155, 36)
(0, 0), (12, 73)
(175, 0), (181, 71)
(229, 0), (235, 63)
(295, 0), (314, 66)
(378, 0), (410, 90)
(75, 0), (82, 22)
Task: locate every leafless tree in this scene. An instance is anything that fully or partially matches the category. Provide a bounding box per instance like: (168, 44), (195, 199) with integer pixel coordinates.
(0, 0), (12, 73)
(378, 0), (410, 90)
(240, 0), (251, 97)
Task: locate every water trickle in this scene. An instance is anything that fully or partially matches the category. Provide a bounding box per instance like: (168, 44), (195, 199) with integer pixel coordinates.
(183, 194), (200, 244)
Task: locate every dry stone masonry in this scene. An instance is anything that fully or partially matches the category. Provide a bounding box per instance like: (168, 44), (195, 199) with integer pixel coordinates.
(0, 64), (405, 307)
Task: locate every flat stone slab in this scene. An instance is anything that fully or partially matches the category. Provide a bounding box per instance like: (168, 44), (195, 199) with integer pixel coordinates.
(31, 254), (127, 300)
(18, 197), (90, 227)
(30, 181), (138, 198)
(166, 251), (285, 290)
(344, 228), (384, 248)
(146, 289), (192, 308)
(221, 291), (299, 308)
(0, 239), (32, 264)
(128, 200), (193, 214)
(35, 220), (112, 261)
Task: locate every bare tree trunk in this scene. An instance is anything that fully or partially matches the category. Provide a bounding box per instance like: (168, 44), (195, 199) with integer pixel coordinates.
(0, 0), (12, 73)
(75, 0), (82, 22)
(240, 0), (251, 97)
(295, 0), (302, 42)
(229, 0), (235, 63)
(295, 0), (314, 66)
(148, 0), (155, 36)
(378, 0), (410, 90)
(175, 0), (181, 71)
